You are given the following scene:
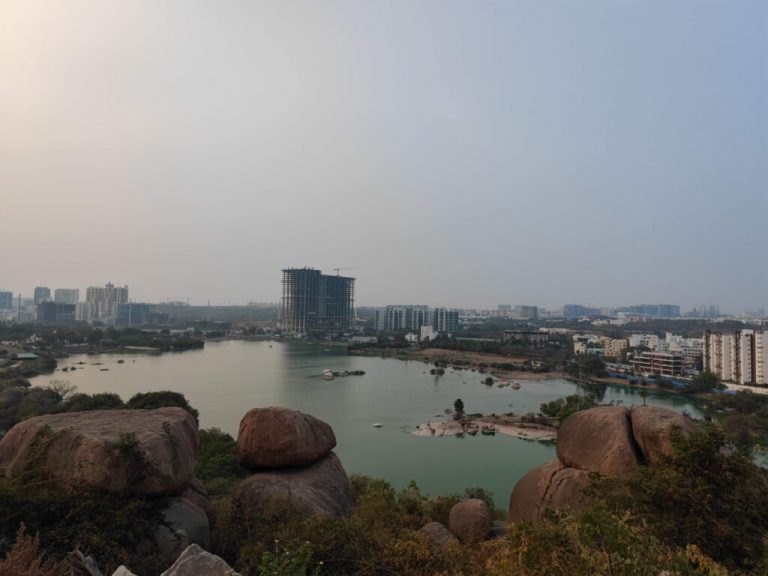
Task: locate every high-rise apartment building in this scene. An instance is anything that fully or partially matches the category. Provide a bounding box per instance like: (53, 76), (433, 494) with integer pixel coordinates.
(375, 306), (431, 332)
(281, 268), (354, 334)
(0, 291), (12, 310)
(703, 330), (768, 385)
(54, 288), (80, 305)
(432, 308), (460, 335)
(33, 287), (51, 305)
(85, 283), (129, 324)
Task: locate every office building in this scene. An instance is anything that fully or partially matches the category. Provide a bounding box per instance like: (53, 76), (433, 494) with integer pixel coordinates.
(627, 304), (681, 318)
(281, 268), (355, 334)
(37, 302), (76, 324)
(562, 304), (601, 318)
(0, 291), (12, 310)
(117, 303), (152, 326)
(703, 330), (768, 385)
(34, 287), (51, 305)
(632, 351), (684, 377)
(514, 305), (538, 319)
(86, 283), (129, 324)
(54, 288), (80, 305)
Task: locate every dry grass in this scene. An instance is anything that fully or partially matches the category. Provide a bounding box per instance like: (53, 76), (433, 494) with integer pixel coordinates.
(0, 524), (63, 576)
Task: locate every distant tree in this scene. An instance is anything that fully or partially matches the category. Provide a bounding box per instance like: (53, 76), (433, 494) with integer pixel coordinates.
(453, 398), (464, 417)
(689, 371), (724, 393)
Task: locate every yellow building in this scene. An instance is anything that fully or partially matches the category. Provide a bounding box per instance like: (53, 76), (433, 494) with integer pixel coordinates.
(601, 338), (628, 358)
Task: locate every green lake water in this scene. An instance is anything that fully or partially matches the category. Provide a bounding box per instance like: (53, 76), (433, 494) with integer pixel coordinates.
(30, 340), (703, 505)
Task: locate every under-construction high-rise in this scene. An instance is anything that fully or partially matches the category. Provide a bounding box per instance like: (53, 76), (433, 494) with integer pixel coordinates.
(281, 268), (355, 334)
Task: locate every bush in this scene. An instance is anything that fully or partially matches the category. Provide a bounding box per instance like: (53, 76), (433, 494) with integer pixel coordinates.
(125, 391), (199, 419)
(196, 428), (247, 496)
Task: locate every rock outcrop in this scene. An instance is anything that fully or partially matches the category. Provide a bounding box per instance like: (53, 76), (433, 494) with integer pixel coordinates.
(235, 408), (351, 520)
(448, 499), (493, 542)
(556, 406), (640, 478)
(234, 452), (352, 518)
(156, 494), (212, 562)
(509, 405), (698, 523)
(508, 460), (591, 523)
(0, 408), (198, 495)
(237, 407), (336, 469)
(630, 405), (697, 463)
(418, 522), (458, 550)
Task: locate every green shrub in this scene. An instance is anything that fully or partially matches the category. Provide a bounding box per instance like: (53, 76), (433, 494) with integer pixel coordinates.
(125, 391), (199, 419)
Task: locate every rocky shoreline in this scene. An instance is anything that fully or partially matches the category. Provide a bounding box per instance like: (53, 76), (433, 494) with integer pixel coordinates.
(412, 414), (558, 442)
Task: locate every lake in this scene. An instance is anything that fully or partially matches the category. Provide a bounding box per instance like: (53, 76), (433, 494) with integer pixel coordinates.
(30, 340), (703, 505)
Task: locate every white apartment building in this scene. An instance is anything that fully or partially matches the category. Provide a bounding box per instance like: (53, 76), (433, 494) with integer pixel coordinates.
(703, 329), (768, 385)
(628, 333), (660, 350)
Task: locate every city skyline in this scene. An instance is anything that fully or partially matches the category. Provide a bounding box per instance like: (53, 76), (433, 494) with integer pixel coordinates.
(1, 1), (766, 311)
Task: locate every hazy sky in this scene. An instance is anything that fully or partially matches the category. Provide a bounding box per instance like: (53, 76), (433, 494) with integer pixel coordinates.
(1, 1), (766, 311)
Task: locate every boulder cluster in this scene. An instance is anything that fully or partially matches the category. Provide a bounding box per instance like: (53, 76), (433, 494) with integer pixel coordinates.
(233, 407), (353, 518)
(508, 405), (698, 523)
(0, 405), (355, 575)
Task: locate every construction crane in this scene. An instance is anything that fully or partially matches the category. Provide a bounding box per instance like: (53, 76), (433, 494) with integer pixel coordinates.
(333, 267), (356, 276)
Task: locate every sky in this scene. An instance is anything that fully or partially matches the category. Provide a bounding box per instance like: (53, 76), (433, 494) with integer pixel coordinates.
(1, 0), (766, 312)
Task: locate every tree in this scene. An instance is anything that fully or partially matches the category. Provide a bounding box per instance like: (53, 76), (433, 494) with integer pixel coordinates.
(453, 398), (464, 417)
(689, 370), (724, 393)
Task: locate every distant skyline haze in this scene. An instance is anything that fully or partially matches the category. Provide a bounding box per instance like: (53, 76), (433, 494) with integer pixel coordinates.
(1, 0), (766, 311)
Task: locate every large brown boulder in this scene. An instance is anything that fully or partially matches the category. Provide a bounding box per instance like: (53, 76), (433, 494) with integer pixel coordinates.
(234, 452), (352, 518)
(630, 405), (698, 463)
(508, 460), (591, 523)
(418, 522), (458, 550)
(448, 499), (493, 542)
(237, 407), (336, 470)
(556, 406), (640, 478)
(0, 408), (198, 495)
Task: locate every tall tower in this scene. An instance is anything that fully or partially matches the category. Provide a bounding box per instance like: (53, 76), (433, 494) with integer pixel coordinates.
(281, 268), (355, 334)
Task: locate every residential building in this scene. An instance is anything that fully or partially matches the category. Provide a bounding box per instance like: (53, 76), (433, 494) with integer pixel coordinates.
(281, 268), (355, 334)
(432, 308), (459, 335)
(54, 288), (80, 305)
(632, 351), (684, 377)
(503, 330), (549, 347)
(375, 305), (431, 332)
(86, 283), (129, 324)
(0, 291), (12, 310)
(33, 287), (51, 305)
(602, 338), (628, 358)
(574, 342), (588, 355)
(628, 333), (661, 350)
(703, 330), (768, 385)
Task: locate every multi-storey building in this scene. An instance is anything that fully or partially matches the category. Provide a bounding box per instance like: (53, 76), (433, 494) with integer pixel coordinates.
(703, 330), (768, 385)
(375, 305), (431, 332)
(432, 308), (460, 335)
(54, 288), (80, 305)
(86, 283), (129, 324)
(514, 305), (538, 319)
(503, 330), (549, 347)
(602, 338), (629, 358)
(281, 268), (354, 334)
(37, 302), (76, 324)
(627, 304), (680, 318)
(562, 304), (601, 318)
(632, 351), (684, 377)
(0, 291), (12, 310)
(33, 287), (51, 305)
(116, 303), (152, 326)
